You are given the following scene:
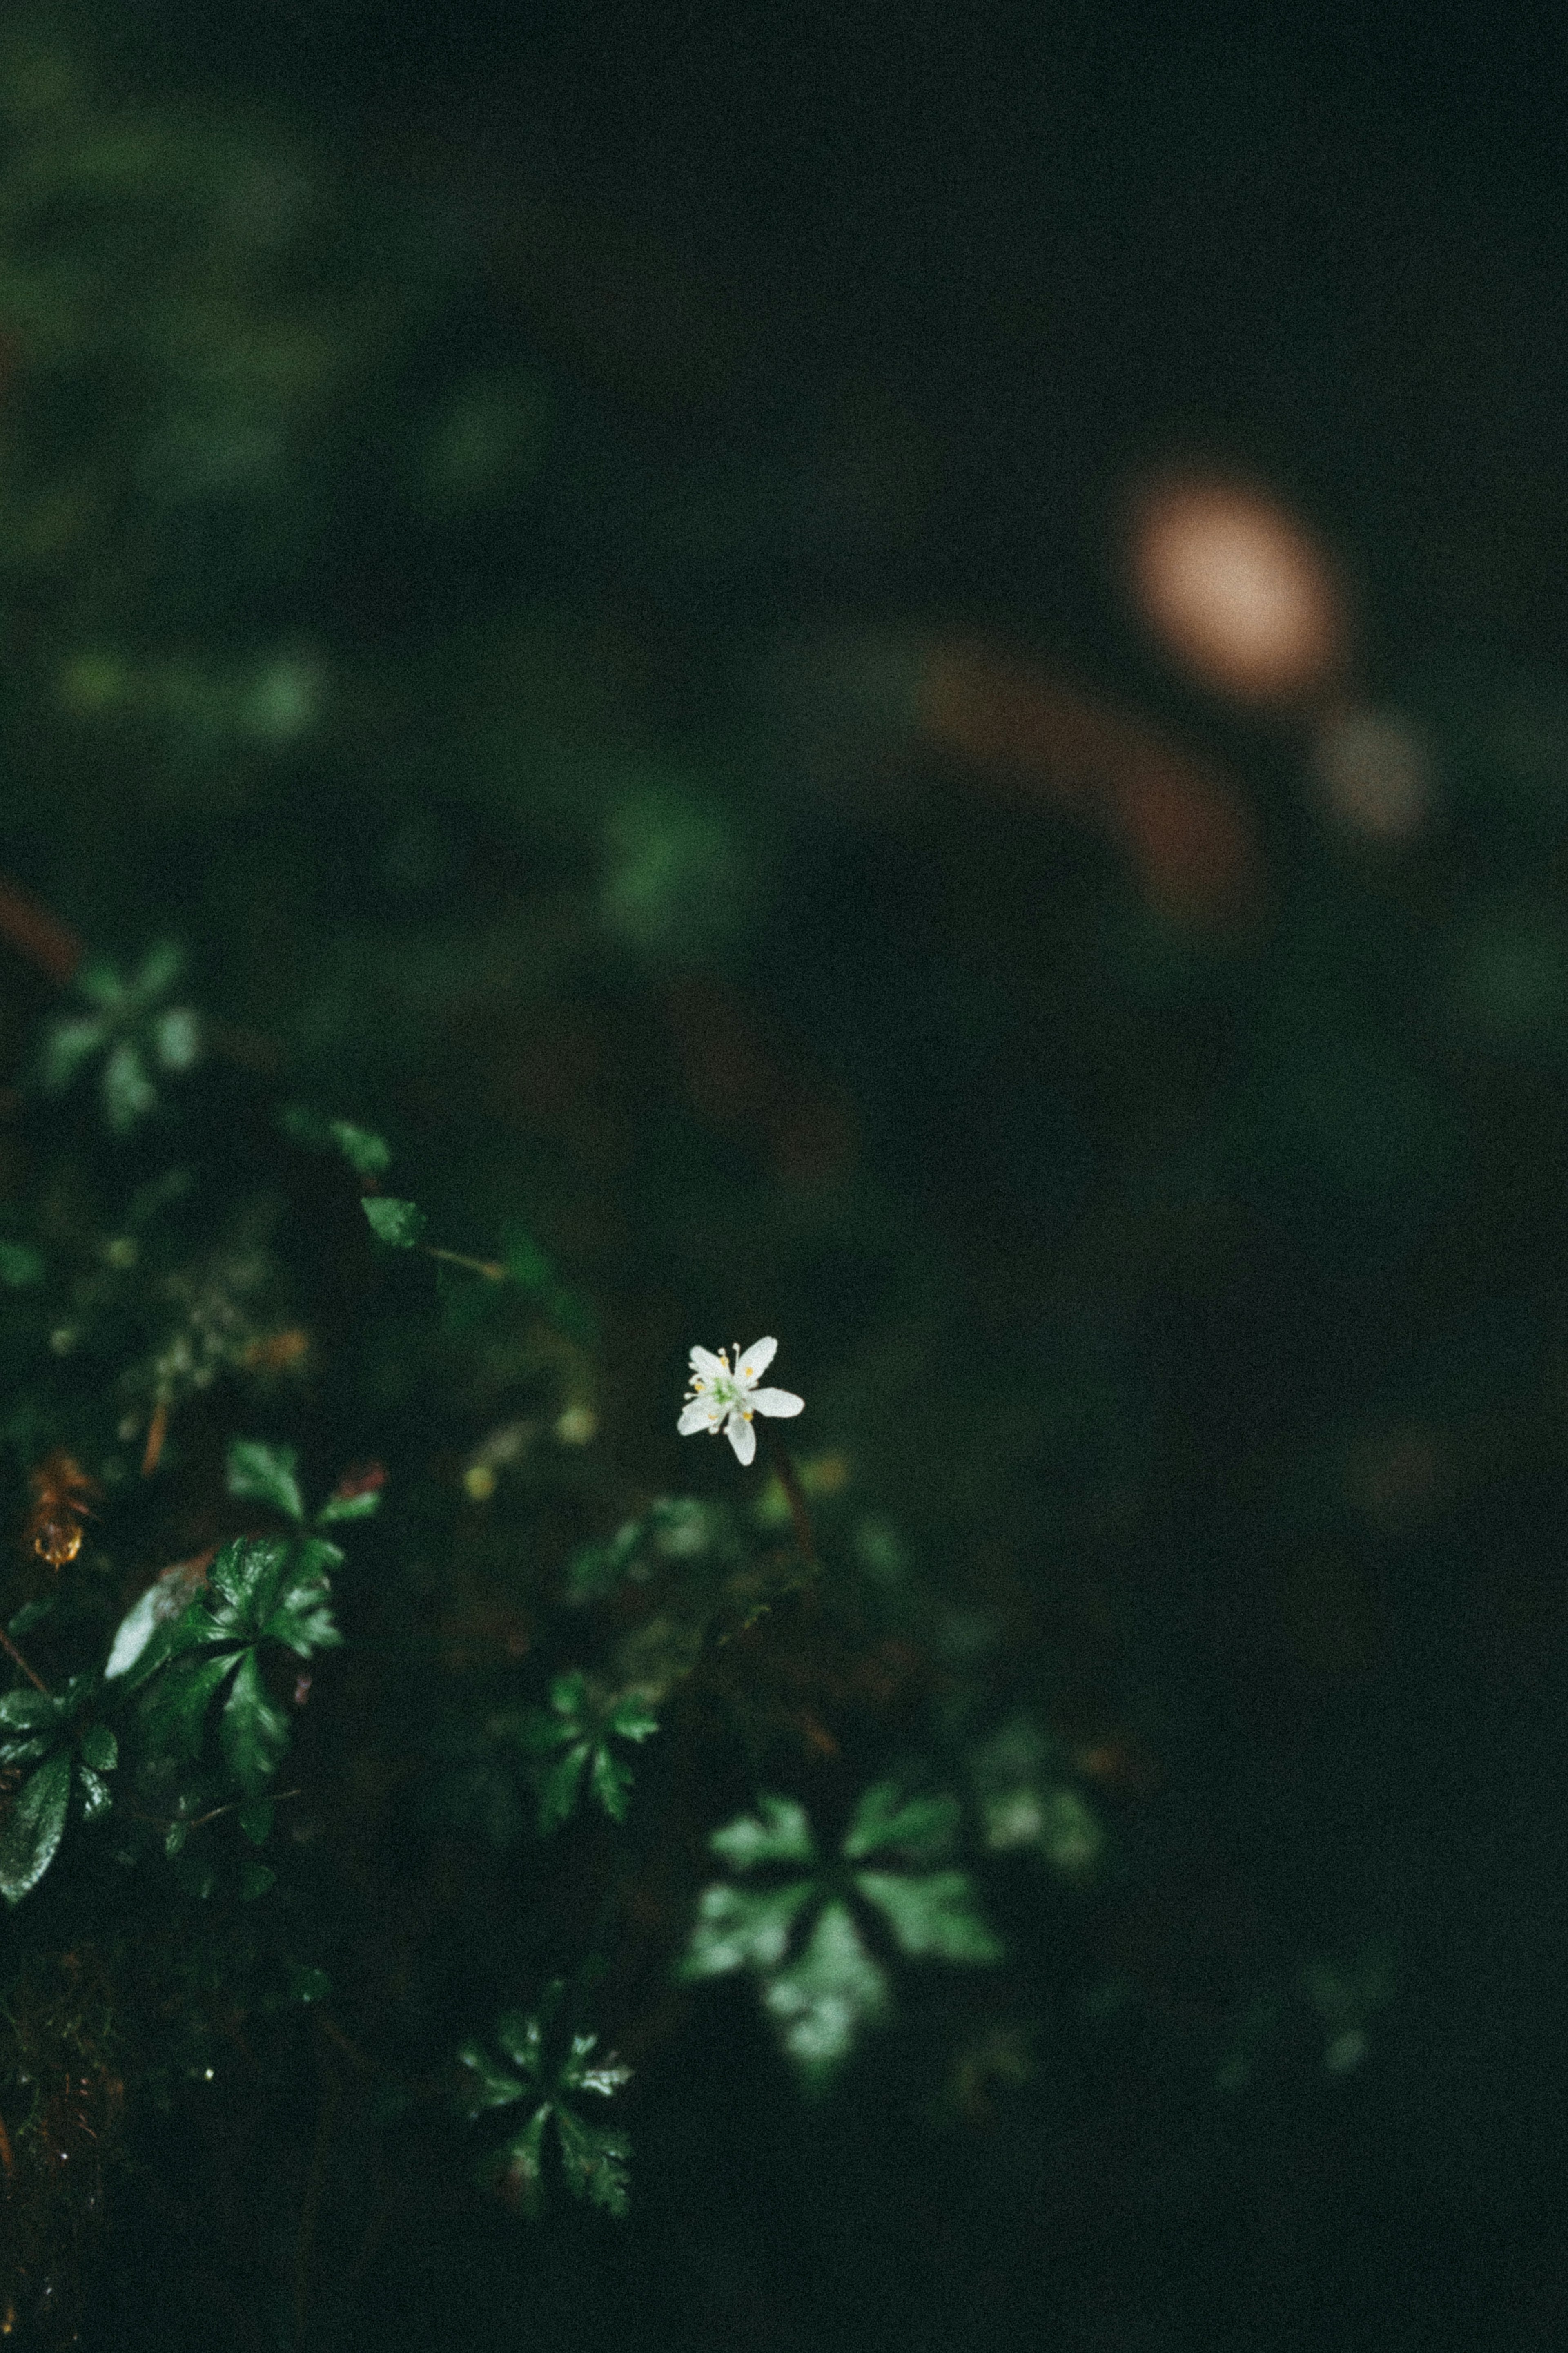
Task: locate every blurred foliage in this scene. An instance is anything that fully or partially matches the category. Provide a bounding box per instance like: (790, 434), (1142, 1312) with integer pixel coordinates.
(0, 11), (1564, 2353)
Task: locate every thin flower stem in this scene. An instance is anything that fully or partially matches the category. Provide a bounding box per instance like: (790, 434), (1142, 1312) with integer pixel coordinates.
(765, 1432), (818, 1570)
(421, 1245), (507, 1281)
(0, 1627), (49, 1695)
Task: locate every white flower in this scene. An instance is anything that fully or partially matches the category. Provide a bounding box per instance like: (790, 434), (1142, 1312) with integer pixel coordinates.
(678, 1337), (803, 1466)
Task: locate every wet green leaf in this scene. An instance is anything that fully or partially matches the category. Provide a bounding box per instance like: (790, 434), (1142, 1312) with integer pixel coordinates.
(220, 1651), (290, 1793)
(0, 1749), (73, 1904)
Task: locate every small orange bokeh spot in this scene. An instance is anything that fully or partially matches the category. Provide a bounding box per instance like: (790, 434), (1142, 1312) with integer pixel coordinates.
(1127, 475), (1350, 708)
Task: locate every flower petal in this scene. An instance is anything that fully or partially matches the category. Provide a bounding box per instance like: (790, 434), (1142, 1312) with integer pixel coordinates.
(737, 1338), (777, 1381)
(726, 1412), (757, 1466)
(689, 1345), (726, 1377)
(678, 1400), (715, 1436)
(749, 1387), (803, 1418)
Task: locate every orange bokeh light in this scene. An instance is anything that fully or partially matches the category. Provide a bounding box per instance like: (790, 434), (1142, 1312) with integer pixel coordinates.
(1127, 475), (1350, 707)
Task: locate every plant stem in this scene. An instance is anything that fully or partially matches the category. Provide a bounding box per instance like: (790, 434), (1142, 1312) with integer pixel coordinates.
(421, 1246), (507, 1280)
(0, 1627), (49, 1695)
(766, 1432), (819, 1570)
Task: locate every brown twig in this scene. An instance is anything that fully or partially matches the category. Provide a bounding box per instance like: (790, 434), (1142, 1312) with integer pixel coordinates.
(421, 1245), (507, 1280)
(0, 1626), (49, 1695)
(140, 1397), (169, 1477)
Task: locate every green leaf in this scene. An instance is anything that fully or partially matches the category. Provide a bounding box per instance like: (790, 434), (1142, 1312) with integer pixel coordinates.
(76, 1763), (112, 1821)
(102, 1039), (156, 1133)
(238, 1799), (274, 1845)
(220, 1651), (290, 1793)
(589, 1744), (633, 1822)
(140, 1650), (243, 1761)
(606, 1695), (659, 1742)
(0, 1241), (44, 1287)
(854, 1870), (1005, 1963)
(78, 1723), (118, 1774)
(537, 1742), (590, 1833)
(328, 1120), (391, 1177)
(761, 1900), (890, 2088)
(554, 2106), (631, 2217)
(363, 1197), (428, 1248)
(494, 2010), (544, 2080)
(150, 1006), (200, 1072)
(457, 2041), (528, 2114)
(315, 1486), (381, 1526)
(0, 1688), (67, 1731)
(262, 1548), (343, 1659)
(548, 1670), (587, 1719)
(131, 940), (186, 1002)
(681, 1879), (817, 1979)
(503, 1231), (558, 1295)
(564, 2038), (633, 2098)
(227, 1439), (305, 1524)
(240, 1859), (276, 1901)
(9, 1595), (58, 1637)
(288, 1965), (332, 2005)
(710, 1794), (817, 1869)
(280, 1106), (391, 1177)
(0, 1750), (73, 1904)
(842, 1782), (958, 1863)
(494, 2105), (550, 2216)
(105, 1563), (207, 1685)
(39, 1015), (107, 1093)
(206, 1535), (294, 1633)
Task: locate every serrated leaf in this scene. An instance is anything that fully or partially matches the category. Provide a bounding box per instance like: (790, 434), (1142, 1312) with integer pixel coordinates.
(76, 1763), (111, 1821)
(78, 1723), (117, 1774)
(854, 1869), (1005, 1963)
(842, 1782), (959, 1864)
(606, 1695), (659, 1741)
(0, 1241), (44, 1287)
(207, 1535), (294, 1633)
(363, 1197), (428, 1248)
(681, 1878), (817, 1978)
(565, 2037), (633, 2098)
(227, 1439), (305, 1524)
(240, 1859), (276, 1901)
(220, 1651), (290, 1793)
(710, 1793), (817, 1869)
(589, 1744), (633, 1822)
(314, 1487), (381, 1526)
(494, 2105), (550, 2217)
(537, 1742), (590, 1833)
(494, 2010), (544, 2079)
(457, 2041), (528, 2114)
(140, 1649), (243, 1761)
(262, 1556), (342, 1659)
(0, 1750), (72, 1903)
(238, 1799), (274, 1845)
(761, 1900), (890, 2087)
(554, 2106), (630, 2217)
